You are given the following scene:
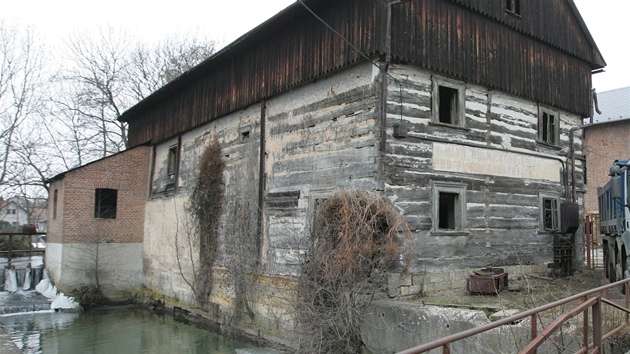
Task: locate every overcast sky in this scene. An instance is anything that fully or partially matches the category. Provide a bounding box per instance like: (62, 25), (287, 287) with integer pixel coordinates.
(1, 0), (627, 92)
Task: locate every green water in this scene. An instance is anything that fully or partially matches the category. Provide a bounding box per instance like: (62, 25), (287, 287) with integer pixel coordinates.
(0, 306), (274, 354)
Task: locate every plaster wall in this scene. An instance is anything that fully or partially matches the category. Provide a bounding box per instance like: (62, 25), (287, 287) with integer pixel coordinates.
(46, 242), (143, 301)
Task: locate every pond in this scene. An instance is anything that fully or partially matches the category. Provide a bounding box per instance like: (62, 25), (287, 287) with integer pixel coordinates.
(0, 306), (277, 354)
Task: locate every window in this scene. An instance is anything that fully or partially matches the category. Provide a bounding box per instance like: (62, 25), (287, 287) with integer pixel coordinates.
(6, 209), (15, 215)
(432, 182), (467, 233)
(506, 0), (521, 16)
(538, 107), (559, 146)
(239, 125), (251, 141)
(53, 189), (58, 219)
(167, 144), (179, 180)
(539, 194), (560, 232)
(94, 188), (117, 219)
(432, 76), (466, 127)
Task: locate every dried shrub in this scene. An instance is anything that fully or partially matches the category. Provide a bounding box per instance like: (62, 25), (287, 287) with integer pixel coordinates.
(188, 135), (225, 306)
(297, 189), (412, 353)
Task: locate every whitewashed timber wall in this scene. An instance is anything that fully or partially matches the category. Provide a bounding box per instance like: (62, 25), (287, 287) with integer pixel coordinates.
(383, 64), (584, 272)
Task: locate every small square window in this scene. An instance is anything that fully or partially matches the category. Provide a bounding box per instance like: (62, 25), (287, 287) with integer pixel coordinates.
(432, 76), (465, 127)
(506, 0), (521, 16)
(432, 182), (467, 233)
(538, 107), (559, 146)
(540, 194), (559, 232)
(94, 188), (117, 219)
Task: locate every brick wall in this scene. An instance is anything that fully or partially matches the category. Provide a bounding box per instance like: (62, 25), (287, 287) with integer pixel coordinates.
(583, 119), (630, 213)
(47, 146), (152, 244)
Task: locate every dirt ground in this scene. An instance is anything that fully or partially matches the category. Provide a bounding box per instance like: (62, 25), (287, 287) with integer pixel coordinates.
(418, 268), (627, 314)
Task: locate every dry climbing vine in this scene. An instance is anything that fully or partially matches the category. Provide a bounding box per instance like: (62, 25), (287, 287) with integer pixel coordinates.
(296, 189), (412, 353)
(188, 135), (224, 307)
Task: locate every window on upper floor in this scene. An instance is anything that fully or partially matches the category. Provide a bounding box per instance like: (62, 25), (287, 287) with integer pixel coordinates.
(432, 182), (467, 234)
(506, 0), (521, 16)
(94, 188), (117, 219)
(538, 107), (559, 146)
(167, 144), (179, 182)
(431, 76), (466, 128)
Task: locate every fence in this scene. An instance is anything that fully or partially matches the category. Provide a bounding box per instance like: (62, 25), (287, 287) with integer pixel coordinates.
(0, 232), (46, 265)
(397, 278), (630, 354)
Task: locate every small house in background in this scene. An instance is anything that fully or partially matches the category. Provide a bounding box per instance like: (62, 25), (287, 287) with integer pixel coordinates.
(46, 0), (604, 345)
(0, 196), (47, 232)
(45, 145), (151, 300)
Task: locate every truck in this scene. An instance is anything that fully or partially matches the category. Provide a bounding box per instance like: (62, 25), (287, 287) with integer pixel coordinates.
(598, 160), (630, 290)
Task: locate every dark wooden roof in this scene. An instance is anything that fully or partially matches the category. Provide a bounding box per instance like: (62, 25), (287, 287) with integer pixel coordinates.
(120, 0), (605, 147)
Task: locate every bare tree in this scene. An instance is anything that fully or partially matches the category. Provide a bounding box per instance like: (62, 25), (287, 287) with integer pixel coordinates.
(55, 27), (217, 162)
(0, 21), (48, 197)
(128, 31), (216, 101)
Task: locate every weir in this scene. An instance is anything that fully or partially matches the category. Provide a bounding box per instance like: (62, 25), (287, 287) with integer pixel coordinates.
(0, 256), (50, 315)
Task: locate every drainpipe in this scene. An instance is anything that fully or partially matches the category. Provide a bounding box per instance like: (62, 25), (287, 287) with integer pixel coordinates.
(256, 100), (266, 266)
(570, 124), (588, 204)
(380, 0), (411, 154)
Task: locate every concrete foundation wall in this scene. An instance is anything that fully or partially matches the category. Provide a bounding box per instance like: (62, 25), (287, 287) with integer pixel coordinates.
(361, 300), (581, 353)
(45, 242), (143, 301)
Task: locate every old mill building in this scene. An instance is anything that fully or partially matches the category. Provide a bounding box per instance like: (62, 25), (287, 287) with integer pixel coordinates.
(45, 0), (604, 346)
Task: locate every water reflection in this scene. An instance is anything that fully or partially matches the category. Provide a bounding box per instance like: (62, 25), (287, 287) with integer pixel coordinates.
(0, 306), (273, 354)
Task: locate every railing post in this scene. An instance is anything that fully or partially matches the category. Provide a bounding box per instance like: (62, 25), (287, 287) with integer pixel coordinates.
(530, 314), (537, 354)
(442, 343), (450, 354)
(582, 295), (589, 350)
(7, 234), (13, 266)
(592, 297), (602, 353)
(626, 280), (629, 324)
(28, 234), (32, 267)
(586, 214), (592, 269)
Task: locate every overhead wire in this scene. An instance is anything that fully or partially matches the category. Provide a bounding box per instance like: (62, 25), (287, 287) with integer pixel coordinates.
(295, 0), (406, 121)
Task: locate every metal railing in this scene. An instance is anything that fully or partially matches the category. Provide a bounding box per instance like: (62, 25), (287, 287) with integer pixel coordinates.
(397, 278), (630, 354)
(0, 232), (46, 265)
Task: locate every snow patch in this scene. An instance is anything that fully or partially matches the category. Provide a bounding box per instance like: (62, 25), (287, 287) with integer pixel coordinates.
(35, 278), (80, 310)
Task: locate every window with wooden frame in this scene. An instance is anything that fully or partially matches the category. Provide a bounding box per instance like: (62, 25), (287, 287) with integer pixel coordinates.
(94, 188), (117, 219)
(506, 0), (521, 16)
(538, 107), (559, 146)
(431, 76), (466, 128)
(432, 182), (467, 234)
(167, 144), (179, 181)
(539, 194), (560, 232)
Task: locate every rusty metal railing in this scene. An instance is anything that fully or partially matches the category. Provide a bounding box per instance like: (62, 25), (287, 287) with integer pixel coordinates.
(397, 277), (630, 354)
(0, 232), (46, 266)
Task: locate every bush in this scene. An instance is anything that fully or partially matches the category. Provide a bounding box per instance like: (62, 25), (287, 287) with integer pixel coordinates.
(296, 189), (412, 353)
(71, 286), (104, 308)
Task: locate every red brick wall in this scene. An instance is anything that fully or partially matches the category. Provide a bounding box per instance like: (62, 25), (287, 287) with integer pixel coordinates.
(584, 120), (630, 213)
(47, 146), (152, 244)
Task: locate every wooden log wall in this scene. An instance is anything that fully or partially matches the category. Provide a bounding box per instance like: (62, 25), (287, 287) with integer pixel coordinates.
(383, 64), (584, 272)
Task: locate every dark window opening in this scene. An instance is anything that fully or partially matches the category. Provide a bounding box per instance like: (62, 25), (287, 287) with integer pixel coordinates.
(539, 111), (557, 145)
(506, 0), (521, 15)
(94, 188), (117, 219)
(543, 198), (558, 231)
(241, 130), (250, 139)
(167, 145), (178, 180)
(438, 192), (458, 230)
(53, 190), (58, 219)
(438, 86), (458, 124)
